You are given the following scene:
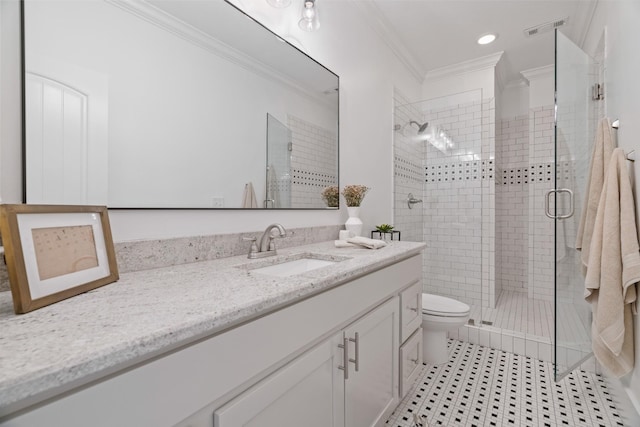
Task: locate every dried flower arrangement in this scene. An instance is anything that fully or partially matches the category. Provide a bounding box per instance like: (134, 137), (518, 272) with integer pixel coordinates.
(341, 185), (369, 207)
(321, 186), (339, 207)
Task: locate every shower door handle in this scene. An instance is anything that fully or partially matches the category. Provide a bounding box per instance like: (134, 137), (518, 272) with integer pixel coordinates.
(544, 188), (574, 219)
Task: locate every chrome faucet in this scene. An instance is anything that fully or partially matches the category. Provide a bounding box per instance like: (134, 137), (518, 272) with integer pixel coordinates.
(243, 223), (288, 259)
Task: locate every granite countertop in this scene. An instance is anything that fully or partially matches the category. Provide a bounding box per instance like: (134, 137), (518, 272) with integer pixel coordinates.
(0, 240), (425, 416)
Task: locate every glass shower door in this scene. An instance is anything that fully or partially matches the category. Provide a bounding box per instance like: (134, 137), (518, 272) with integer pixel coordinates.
(553, 29), (596, 380)
(266, 113), (292, 208)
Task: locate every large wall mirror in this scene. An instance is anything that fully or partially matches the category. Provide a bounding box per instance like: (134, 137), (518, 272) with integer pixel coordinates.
(22, 0), (339, 209)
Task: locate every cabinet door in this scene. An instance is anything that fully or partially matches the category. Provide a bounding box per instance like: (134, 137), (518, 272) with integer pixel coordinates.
(400, 280), (422, 343)
(214, 333), (344, 427)
(399, 328), (423, 398)
(343, 297), (399, 427)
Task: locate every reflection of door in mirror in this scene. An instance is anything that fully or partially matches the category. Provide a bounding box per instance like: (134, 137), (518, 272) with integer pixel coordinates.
(266, 114), (292, 209)
(25, 59), (109, 205)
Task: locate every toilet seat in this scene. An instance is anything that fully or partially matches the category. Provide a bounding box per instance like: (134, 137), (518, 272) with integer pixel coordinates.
(422, 293), (470, 317)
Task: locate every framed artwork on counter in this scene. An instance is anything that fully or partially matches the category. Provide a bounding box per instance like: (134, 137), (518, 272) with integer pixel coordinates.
(0, 204), (118, 314)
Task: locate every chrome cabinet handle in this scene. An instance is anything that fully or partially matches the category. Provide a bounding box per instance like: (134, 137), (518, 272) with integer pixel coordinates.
(545, 188), (574, 219)
(410, 357), (419, 365)
(407, 306), (418, 313)
(348, 332), (359, 372)
(338, 337), (349, 380)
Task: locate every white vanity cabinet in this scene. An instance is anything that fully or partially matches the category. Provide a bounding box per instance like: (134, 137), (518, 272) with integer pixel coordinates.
(398, 279), (423, 397)
(400, 280), (422, 343)
(214, 332), (345, 427)
(343, 297), (398, 427)
(399, 328), (423, 397)
(1, 254), (422, 427)
(215, 297), (399, 427)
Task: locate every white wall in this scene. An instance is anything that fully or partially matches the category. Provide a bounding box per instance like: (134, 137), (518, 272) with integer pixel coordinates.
(0, 0), (422, 241)
(423, 67), (495, 102)
(499, 83), (529, 119)
(583, 0), (640, 418)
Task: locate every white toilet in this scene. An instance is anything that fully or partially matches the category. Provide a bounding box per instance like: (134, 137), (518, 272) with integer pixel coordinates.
(421, 293), (470, 365)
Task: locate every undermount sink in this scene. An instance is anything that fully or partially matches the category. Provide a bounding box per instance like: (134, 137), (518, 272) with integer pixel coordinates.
(241, 253), (349, 277)
(250, 258), (337, 277)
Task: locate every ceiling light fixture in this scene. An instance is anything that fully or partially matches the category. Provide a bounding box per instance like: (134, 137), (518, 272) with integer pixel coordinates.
(298, 0), (320, 32)
(477, 33), (497, 45)
(266, 0), (291, 8)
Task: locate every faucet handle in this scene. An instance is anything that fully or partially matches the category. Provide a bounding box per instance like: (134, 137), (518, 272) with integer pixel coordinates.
(242, 236), (258, 258)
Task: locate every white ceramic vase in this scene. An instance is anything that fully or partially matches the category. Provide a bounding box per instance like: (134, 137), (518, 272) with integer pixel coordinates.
(345, 206), (363, 237)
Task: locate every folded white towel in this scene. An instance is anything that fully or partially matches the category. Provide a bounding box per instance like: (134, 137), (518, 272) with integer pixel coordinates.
(346, 236), (387, 249)
(334, 240), (358, 248)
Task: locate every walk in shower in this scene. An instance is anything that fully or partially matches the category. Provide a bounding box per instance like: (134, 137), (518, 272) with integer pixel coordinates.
(393, 30), (599, 380)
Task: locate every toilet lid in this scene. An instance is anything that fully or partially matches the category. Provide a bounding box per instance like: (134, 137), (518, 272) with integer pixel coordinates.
(422, 293), (470, 317)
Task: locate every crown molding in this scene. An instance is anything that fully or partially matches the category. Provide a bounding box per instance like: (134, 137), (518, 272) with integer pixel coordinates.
(575, 0), (599, 49)
(520, 64), (554, 83)
(425, 51), (504, 82)
(105, 0), (332, 108)
(348, 0), (427, 84)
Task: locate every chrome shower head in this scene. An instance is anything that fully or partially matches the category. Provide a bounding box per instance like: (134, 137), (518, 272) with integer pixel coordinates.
(409, 120), (429, 133)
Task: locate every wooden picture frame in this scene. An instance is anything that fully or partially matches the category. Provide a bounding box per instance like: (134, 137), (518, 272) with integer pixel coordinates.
(0, 204), (119, 314)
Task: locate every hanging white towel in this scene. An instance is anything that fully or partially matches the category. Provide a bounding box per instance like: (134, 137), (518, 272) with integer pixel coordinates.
(242, 182), (258, 208)
(576, 117), (616, 274)
(584, 148), (640, 378)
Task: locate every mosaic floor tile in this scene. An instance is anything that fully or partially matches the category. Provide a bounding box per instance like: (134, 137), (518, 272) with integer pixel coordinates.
(386, 340), (624, 427)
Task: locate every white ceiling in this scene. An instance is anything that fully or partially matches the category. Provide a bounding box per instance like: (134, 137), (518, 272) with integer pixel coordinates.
(358, 0), (598, 85)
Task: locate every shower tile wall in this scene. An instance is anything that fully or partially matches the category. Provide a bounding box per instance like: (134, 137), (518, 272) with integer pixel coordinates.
(393, 90), (424, 243)
(528, 105), (556, 302)
(496, 115), (529, 294)
(288, 115), (338, 208)
(422, 99), (495, 309)
(496, 107), (556, 304)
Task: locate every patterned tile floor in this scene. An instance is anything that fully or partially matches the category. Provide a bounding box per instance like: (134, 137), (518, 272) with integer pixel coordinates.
(386, 340), (624, 427)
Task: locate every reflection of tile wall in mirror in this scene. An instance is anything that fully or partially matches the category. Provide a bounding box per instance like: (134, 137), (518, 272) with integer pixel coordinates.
(289, 115), (338, 209)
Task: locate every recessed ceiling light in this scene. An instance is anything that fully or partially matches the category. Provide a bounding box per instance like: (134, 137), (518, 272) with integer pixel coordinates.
(477, 33), (497, 45)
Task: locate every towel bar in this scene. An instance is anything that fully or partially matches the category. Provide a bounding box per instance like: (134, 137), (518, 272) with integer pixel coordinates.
(611, 120), (633, 162)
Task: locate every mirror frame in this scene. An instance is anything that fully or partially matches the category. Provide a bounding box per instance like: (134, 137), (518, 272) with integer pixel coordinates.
(20, 0), (340, 210)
